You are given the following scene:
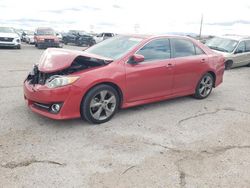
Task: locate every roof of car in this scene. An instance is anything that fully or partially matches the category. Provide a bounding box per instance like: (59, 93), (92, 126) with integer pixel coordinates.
(121, 34), (192, 40)
(36, 27), (54, 30)
(124, 34), (153, 39)
(218, 35), (250, 41)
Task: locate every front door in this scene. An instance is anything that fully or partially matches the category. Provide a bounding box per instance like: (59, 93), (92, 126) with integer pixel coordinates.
(125, 38), (174, 102)
(233, 41), (249, 67)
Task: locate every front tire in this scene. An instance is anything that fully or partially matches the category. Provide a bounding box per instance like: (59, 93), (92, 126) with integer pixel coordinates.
(194, 73), (214, 99)
(81, 84), (119, 124)
(15, 45), (21, 49)
(37, 44), (42, 49)
(63, 39), (68, 45)
(225, 60), (233, 70)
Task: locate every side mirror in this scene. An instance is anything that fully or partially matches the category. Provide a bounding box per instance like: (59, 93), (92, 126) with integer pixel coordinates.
(129, 54), (144, 64)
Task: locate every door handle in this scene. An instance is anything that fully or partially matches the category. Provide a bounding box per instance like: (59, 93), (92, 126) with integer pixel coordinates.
(201, 58), (206, 63)
(166, 63), (173, 68)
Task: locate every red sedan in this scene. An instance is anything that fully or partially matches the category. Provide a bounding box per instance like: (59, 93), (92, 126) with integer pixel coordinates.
(23, 35), (225, 124)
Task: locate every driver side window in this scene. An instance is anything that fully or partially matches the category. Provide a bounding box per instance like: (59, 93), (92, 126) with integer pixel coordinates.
(235, 41), (245, 54)
(136, 39), (171, 62)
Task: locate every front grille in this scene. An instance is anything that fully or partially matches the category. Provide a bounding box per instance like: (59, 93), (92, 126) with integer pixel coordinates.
(27, 65), (50, 85)
(0, 37), (13, 42)
(0, 43), (15, 46)
(44, 39), (54, 43)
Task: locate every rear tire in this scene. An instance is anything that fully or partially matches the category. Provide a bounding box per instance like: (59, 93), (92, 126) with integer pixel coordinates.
(90, 40), (96, 46)
(81, 84), (119, 124)
(194, 73), (214, 99)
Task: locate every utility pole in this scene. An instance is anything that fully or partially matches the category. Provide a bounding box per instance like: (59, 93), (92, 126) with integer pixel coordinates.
(134, 24), (140, 33)
(199, 14), (203, 39)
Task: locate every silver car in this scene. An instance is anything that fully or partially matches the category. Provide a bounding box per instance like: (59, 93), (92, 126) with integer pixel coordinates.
(206, 35), (250, 69)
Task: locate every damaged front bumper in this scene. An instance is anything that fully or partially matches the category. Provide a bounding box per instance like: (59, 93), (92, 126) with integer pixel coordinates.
(23, 81), (83, 120)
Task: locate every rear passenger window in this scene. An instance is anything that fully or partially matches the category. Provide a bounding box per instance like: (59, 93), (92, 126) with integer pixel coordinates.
(137, 39), (171, 61)
(172, 39), (195, 58)
(195, 46), (205, 55)
(105, 33), (113, 37)
(245, 40), (250, 52)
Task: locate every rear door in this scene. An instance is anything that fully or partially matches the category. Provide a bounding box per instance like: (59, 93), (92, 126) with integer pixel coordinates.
(125, 38), (174, 102)
(170, 38), (209, 94)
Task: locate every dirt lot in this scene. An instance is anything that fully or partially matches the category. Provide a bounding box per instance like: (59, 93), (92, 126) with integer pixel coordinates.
(0, 43), (250, 188)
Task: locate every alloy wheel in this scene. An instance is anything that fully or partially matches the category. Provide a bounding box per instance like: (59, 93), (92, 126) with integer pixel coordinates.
(89, 90), (117, 121)
(198, 75), (213, 97)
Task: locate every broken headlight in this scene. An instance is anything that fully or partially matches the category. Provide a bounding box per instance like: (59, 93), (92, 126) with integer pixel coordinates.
(45, 75), (79, 88)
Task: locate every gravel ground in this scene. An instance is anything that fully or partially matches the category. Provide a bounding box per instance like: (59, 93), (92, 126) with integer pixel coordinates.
(0, 43), (250, 188)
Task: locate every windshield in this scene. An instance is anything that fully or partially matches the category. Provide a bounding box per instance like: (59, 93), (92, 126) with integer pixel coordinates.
(26, 31), (34, 35)
(206, 37), (238, 53)
(0, 27), (15, 33)
(85, 35), (143, 59)
(69, 30), (87, 35)
(37, 29), (55, 36)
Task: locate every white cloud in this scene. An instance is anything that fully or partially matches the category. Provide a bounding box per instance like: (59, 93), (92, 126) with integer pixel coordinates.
(1, 0), (250, 35)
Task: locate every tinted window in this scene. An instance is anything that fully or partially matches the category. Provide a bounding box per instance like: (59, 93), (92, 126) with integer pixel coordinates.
(245, 40), (250, 52)
(104, 33), (113, 37)
(172, 39), (195, 58)
(235, 41), (245, 53)
(195, 46), (205, 55)
(137, 39), (171, 61)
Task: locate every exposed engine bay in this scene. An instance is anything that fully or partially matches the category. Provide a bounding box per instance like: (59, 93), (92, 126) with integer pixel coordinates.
(27, 56), (109, 85)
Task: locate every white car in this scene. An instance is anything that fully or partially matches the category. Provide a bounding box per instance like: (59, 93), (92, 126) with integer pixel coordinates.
(56, 33), (64, 48)
(94, 32), (114, 43)
(0, 27), (21, 49)
(27, 35), (35, 44)
(24, 31), (35, 44)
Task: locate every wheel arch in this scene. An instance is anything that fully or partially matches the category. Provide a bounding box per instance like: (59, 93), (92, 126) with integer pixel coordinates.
(207, 71), (216, 87)
(81, 81), (124, 109)
(225, 59), (233, 70)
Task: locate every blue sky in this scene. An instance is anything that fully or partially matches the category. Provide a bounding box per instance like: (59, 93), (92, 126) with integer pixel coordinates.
(1, 0), (250, 35)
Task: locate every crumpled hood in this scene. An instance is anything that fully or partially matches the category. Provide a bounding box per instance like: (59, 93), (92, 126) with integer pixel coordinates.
(38, 48), (113, 73)
(0, 32), (19, 38)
